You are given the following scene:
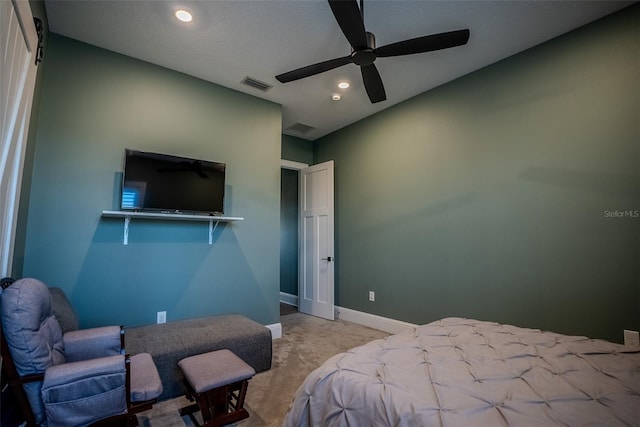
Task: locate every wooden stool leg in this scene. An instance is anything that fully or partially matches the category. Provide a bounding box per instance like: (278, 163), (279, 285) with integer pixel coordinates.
(212, 386), (229, 418)
(199, 391), (214, 425)
(236, 380), (248, 410)
(180, 379), (251, 427)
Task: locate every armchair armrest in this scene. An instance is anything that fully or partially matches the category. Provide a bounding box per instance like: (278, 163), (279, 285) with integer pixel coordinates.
(64, 326), (123, 362)
(42, 354), (128, 426)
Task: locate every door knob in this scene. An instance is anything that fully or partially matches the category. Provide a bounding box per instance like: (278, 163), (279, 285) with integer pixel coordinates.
(321, 256), (333, 262)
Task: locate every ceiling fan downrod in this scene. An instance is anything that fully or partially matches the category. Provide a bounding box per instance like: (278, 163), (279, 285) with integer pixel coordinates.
(351, 0), (375, 66)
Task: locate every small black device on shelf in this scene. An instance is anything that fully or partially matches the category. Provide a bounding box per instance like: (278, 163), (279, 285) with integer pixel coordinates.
(121, 149), (226, 215)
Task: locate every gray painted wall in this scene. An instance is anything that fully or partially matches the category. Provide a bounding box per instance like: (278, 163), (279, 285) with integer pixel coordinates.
(282, 134), (313, 165)
(315, 6), (639, 342)
(21, 35), (282, 328)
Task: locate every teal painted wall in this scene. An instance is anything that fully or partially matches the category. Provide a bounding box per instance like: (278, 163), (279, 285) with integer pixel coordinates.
(315, 6), (639, 342)
(22, 35), (282, 328)
(281, 134), (313, 164)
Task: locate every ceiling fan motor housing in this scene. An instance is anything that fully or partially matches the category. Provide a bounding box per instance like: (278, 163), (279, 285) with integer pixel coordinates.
(351, 32), (377, 66)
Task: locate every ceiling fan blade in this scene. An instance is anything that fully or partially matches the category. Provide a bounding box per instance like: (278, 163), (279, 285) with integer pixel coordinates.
(276, 56), (352, 83)
(376, 29), (470, 58)
(328, 0), (368, 50)
(361, 64), (386, 103)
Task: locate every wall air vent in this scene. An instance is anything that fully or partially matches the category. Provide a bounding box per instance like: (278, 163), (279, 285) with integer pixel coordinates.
(241, 76), (272, 92)
(285, 122), (316, 135)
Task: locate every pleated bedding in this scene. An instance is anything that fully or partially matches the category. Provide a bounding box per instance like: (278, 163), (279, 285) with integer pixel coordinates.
(283, 317), (640, 426)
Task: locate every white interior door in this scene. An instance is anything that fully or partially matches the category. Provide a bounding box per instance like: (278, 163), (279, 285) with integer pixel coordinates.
(1, 0), (38, 277)
(299, 160), (335, 320)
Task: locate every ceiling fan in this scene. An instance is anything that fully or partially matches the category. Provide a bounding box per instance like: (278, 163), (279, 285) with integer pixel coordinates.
(275, 0), (470, 104)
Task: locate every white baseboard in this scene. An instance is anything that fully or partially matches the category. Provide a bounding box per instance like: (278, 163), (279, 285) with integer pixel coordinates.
(265, 322), (282, 339)
(279, 292), (298, 306)
(276, 293), (415, 336)
(336, 306), (417, 334)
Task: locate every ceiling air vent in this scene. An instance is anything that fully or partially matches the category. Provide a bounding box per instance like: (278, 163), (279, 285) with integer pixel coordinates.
(286, 122), (316, 135)
(241, 76), (272, 92)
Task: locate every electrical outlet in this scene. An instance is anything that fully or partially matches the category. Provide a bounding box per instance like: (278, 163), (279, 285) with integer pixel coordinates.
(623, 330), (639, 347)
(368, 291), (375, 302)
(157, 311), (167, 324)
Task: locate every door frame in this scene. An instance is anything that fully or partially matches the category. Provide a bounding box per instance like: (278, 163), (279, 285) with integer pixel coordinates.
(280, 160), (308, 307)
(1, 0), (39, 277)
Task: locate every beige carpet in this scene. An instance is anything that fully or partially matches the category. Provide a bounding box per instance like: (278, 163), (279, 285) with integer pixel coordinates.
(136, 312), (389, 427)
(279, 302), (297, 316)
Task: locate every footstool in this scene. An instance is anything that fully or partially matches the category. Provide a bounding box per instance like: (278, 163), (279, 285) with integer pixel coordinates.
(178, 349), (256, 427)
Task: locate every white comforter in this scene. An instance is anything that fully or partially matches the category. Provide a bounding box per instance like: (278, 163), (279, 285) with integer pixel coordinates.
(283, 318), (640, 426)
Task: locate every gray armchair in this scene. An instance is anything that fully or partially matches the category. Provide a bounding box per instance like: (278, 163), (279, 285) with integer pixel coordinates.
(1, 278), (163, 426)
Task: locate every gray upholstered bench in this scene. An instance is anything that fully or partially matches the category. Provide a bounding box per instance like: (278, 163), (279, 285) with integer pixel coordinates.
(49, 287), (272, 402)
(126, 314), (271, 401)
(178, 349), (255, 426)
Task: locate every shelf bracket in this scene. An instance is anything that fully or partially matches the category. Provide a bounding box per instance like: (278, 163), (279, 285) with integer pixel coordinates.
(123, 216), (131, 245)
(101, 210), (243, 245)
(209, 220), (219, 245)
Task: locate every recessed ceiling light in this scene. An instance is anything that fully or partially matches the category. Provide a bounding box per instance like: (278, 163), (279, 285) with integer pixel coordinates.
(175, 9), (193, 23)
(338, 81), (350, 89)
(332, 94), (341, 101)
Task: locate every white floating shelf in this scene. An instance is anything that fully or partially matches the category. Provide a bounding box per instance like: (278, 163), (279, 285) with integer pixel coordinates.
(101, 210), (244, 245)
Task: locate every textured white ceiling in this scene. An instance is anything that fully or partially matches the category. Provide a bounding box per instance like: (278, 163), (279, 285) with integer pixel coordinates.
(44, 0), (634, 140)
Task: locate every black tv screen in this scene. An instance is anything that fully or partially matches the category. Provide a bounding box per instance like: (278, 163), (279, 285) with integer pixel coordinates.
(121, 149), (226, 214)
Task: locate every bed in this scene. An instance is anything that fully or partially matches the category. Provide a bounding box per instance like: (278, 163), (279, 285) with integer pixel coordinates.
(283, 317), (639, 426)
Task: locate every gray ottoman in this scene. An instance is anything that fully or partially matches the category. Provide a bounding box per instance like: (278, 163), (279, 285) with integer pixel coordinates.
(178, 349), (256, 427)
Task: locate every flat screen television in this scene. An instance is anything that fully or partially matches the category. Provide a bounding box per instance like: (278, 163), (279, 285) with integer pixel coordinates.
(121, 149), (226, 215)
